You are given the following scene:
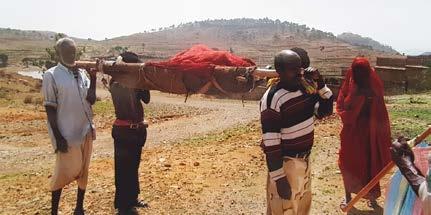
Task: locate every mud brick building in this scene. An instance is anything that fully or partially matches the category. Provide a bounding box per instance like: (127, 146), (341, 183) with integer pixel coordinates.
(375, 56), (430, 94)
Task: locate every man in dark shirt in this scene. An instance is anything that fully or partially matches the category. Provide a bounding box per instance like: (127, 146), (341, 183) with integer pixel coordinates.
(108, 52), (150, 215)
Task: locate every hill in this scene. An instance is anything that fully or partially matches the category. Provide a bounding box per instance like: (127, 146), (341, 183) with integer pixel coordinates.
(0, 28), (57, 40)
(0, 28), (98, 64)
(0, 28), (55, 64)
(337, 32), (398, 54)
(104, 18), (399, 71)
(0, 19), (400, 71)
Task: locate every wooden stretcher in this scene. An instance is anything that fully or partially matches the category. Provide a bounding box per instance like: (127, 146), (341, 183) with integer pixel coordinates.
(76, 60), (277, 95)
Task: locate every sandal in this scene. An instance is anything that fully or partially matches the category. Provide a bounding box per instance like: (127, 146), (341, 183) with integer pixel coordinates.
(367, 199), (379, 209)
(340, 198), (348, 210)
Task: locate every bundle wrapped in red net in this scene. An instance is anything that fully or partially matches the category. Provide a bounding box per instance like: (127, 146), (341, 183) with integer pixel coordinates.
(147, 44), (256, 78)
(77, 45), (259, 95)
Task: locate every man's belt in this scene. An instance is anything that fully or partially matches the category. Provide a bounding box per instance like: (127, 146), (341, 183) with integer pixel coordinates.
(284, 150), (311, 159)
(113, 119), (148, 129)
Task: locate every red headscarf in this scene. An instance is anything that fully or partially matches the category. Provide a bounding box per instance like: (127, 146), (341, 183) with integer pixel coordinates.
(339, 57), (384, 98)
(336, 57), (392, 198)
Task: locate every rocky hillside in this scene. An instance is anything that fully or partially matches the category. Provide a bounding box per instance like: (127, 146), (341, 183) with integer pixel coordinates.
(105, 18), (399, 70)
(0, 28), (57, 40)
(337, 32), (398, 54)
(0, 19), (400, 70)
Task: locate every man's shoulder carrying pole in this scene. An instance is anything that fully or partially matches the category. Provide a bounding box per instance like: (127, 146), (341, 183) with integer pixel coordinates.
(341, 126), (431, 213)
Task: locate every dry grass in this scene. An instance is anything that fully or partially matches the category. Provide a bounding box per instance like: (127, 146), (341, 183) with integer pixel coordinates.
(1, 65), (430, 214)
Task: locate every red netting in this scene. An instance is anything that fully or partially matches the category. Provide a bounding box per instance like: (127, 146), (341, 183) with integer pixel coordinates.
(147, 44), (256, 78)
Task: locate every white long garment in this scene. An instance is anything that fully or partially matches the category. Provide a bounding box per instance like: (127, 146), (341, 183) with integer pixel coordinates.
(419, 182), (431, 215)
(42, 63), (94, 150)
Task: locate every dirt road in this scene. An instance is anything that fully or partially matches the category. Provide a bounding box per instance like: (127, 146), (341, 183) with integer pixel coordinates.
(0, 90), (259, 173)
(0, 87), (388, 214)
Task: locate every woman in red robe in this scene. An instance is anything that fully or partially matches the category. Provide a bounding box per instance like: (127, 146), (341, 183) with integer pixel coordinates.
(337, 57), (392, 208)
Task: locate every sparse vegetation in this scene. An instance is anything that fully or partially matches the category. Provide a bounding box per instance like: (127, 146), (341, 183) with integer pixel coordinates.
(0, 27), (56, 40)
(1, 68), (430, 213)
(43, 33), (85, 69)
(0, 54), (8, 67)
(108, 45), (129, 56)
(272, 33), (281, 41)
(175, 18), (337, 41)
(386, 94), (431, 139)
(23, 95), (33, 104)
(21, 57), (45, 68)
(0, 18), (397, 71)
(338, 32), (398, 54)
(0, 90), (7, 99)
(22, 95), (43, 105)
(92, 99), (212, 129)
(0, 18), (426, 215)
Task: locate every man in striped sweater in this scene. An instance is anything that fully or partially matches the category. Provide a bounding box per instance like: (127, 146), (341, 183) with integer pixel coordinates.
(261, 50), (333, 215)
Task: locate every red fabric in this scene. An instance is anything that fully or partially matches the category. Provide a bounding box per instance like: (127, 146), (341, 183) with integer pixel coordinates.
(147, 44), (255, 78)
(336, 57), (392, 199)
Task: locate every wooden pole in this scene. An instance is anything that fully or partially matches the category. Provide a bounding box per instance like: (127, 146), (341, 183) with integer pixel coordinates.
(76, 61), (145, 73)
(341, 126), (431, 213)
(75, 60), (279, 79)
(253, 68), (278, 78)
(75, 61), (97, 69)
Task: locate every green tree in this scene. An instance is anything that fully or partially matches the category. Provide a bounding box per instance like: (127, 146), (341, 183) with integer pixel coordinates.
(0, 54), (8, 67)
(272, 33), (281, 41)
(54, 33), (67, 41)
(21, 58), (31, 68)
(43, 33), (84, 69)
(109, 46), (129, 56)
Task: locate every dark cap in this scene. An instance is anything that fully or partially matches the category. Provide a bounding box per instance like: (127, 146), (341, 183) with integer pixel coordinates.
(274, 50), (302, 73)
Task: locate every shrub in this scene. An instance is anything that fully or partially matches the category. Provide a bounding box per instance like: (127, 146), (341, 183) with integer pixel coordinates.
(33, 97), (43, 105)
(23, 96), (33, 104)
(0, 91), (7, 99)
(34, 80), (42, 90)
(0, 54), (8, 67)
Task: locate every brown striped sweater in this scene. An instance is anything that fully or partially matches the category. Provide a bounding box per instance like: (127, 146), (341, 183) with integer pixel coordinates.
(260, 83), (333, 180)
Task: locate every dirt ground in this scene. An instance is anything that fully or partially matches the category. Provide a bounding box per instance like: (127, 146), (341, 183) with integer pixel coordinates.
(0, 71), (415, 215)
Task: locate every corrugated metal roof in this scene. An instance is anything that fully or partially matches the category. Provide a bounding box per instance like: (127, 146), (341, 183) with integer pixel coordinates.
(405, 65), (429, 69)
(375, 66), (406, 71)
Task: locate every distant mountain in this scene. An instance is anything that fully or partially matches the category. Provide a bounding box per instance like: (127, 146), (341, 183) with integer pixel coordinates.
(0, 28), (57, 40)
(0, 28), (89, 43)
(0, 19), (400, 69)
(421, 52), (431, 56)
(105, 18), (398, 70)
(0, 28), (91, 65)
(111, 18), (339, 45)
(337, 32), (398, 54)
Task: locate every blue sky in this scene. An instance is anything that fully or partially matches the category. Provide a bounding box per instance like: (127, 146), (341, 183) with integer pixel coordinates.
(1, 0), (429, 55)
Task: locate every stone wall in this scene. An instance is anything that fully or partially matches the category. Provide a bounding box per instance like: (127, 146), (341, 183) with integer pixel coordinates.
(377, 57), (406, 67)
(375, 67), (407, 94)
(375, 56), (430, 94)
